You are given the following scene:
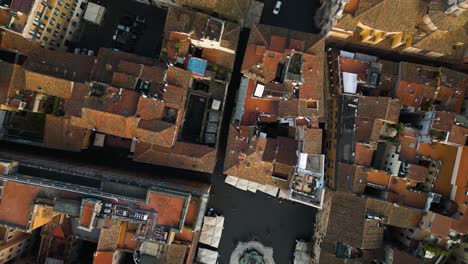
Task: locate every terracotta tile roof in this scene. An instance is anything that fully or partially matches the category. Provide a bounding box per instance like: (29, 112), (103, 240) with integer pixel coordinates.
(43, 115), (88, 152)
(418, 142), (458, 197)
(303, 128), (322, 154)
(354, 0), (422, 32)
(0, 181), (38, 228)
(336, 162), (367, 194)
(387, 176), (428, 209)
(184, 197), (200, 227)
(133, 141), (217, 173)
(64, 83), (89, 117)
(432, 111), (455, 131)
(25, 70), (73, 99)
(91, 48), (157, 84)
(357, 96), (401, 123)
(201, 48), (236, 70)
(164, 84), (185, 109)
(430, 213), (452, 238)
(289, 39), (305, 52)
(140, 63), (167, 83)
(274, 137), (298, 166)
(398, 133), (418, 163)
(326, 192), (368, 248)
(278, 98), (299, 117)
(80, 201), (94, 227)
(339, 57), (369, 81)
(71, 108), (138, 139)
(102, 89), (140, 117)
(117, 60), (144, 77)
(111, 72), (138, 90)
(390, 248), (422, 263)
(139, 191), (185, 228)
(395, 81), (432, 109)
(355, 118), (374, 143)
(406, 164), (428, 183)
(174, 227), (194, 242)
(300, 53), (323, 101)
(355, 143), (374, 166)
(93, 251), (113, 264)
(452, 207), (468, 234)
(454, 147), (468, 205)
(367, 169), (391, 187)
(136, 120), (177, 148)
(241, 79), (279, 126)
(269, 35), (287, 53)
(10, 0), (34, 14)
(366, 198), (423, 228)
(136, 97), (165, 120)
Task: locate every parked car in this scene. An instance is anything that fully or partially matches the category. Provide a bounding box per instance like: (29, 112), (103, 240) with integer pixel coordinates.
(273, 1), (282, 14)
(87, 50), (94, 56)
(136, 16), (145, 23)
(74, 48), (80, 54)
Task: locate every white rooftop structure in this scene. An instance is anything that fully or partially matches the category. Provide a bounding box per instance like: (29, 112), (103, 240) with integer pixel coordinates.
(84, 2), (106, 25)
(342, 72), (358, 94)
(199, 216), (224, 248)
(254, 83), (265, 98)
(197, 248), (219, 264)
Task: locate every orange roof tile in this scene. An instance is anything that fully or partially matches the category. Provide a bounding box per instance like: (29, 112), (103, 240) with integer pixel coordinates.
(430, 213), (452, 238)
(399, 134), (418, 163)
(303, 128), (322, 154)
(0, 182), (38, 228)
(136, 120), (177, 148)
(418, 142), (458, 197)
(136, 97), (165, 120)
(174, 227), (194, 242)
(449, 125), (468, 145)
(395, 81), (434, 108)
(80, 202), (94, 227)
(406, 164), (428, 182)
(289, 39), (305, 52)
(117, 60), (144, 77)
(70, 108), (138, 139)
(140, 64), (167, 83)
(387, 176), (428, 209)
(25, 70), (73, 99)
(355, 143), (374, 166)
(270, 35), (287, 53)
(367, 170), (391, 187)
(241, 79), (279, 126)
(454, 147), (468, 205)
(432, 111), (455, 131)
(339, 57), (369, 81)
(140, 191), (185, 228)
(184, 197), (200, 227)
(43, 115), (87, 152)
(111, 72), (138, 90)
(93, 251), (114, 264)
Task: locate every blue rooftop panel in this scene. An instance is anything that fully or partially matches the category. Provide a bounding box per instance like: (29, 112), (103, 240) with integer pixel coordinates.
(187, 57), (208, 76)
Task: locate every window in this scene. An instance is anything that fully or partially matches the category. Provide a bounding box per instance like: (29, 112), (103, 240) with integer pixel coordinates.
(409, 142), (415, 148)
